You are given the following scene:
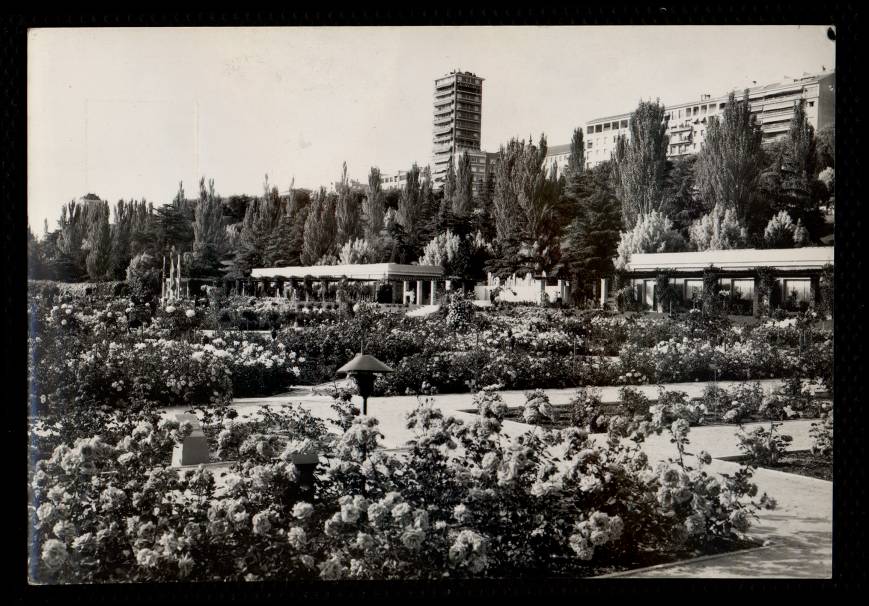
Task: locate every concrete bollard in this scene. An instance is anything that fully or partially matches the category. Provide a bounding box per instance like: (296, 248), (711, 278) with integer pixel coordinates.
(171, 413), (210, 467)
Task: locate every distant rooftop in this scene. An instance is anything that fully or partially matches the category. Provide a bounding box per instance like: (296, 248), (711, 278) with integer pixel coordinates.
(546, 144), (571, 156)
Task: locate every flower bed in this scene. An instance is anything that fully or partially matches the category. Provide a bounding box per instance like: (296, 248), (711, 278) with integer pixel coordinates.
(29, 393), (773, 582)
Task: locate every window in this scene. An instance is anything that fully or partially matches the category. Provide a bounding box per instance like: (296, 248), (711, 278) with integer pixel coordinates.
(621, 120), (628, 128)
(595, 124), (602, 133)
(603, 123), (611, 131)
(809, 101), (815, 107)
(587, 141), (593, 149)
(587, 126), (593, 134)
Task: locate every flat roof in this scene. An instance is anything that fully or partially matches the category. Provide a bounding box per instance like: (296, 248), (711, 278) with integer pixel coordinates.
(625, 247), (834, 273)
(251, 263), (445, 281)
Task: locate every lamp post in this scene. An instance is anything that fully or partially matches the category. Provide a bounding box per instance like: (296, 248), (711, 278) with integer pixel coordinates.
(336, 353), (395, 416)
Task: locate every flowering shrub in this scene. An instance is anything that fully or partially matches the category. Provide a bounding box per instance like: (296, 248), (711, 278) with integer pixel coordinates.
(810, 410), (833, 460)
(735, 422), (794, 467)
(31, 389), (773, 582)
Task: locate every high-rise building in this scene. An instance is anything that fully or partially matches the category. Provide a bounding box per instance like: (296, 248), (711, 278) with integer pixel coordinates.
(432, 70), (484, 189)
(579, 70), (835, 169)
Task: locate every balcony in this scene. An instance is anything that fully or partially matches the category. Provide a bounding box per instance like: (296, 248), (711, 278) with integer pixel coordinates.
(433, 124), (453, 136)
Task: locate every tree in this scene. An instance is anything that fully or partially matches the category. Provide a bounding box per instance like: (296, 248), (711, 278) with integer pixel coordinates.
(363, 167), (386, 242)
(230, 176), (284, 274)
(453, 152), (474, 218)
(337, 238), (377, 264)
(688, 203), (748, 251)
(566, 127), (585, 177)
(395, 164), (424, 256)
(28, 226), (49, 280)
(192, 178), (227, 277)
(615, 210), (686, 269)
(54, 199), (88, 280)
(109, 200), (134, 280)
(815, 125), (834, 171)
(763, 210), (808, 248)
(85, 200), (112, 281)
(419, 230), (462, 273)
(662, 155), (703, 234)
(611, 100), (669, 229)
(695, 91), (764, 222)
(301, 188), (335, 265)
(562, 188), (622, 302)
(489, 136), (562, 275)
(335, 162), (360, 246)
(443, 159), (457, 211)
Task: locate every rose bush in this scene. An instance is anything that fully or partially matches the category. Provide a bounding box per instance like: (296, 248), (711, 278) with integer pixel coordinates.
(29, 390), (772, 582)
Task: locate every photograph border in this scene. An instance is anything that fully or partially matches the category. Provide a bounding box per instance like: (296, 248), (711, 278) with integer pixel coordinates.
(4, 5), (864, 601)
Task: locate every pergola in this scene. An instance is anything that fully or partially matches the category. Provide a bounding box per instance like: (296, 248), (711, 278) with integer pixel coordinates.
(609, 246), (834, 313)
(245, 263), (448, 306)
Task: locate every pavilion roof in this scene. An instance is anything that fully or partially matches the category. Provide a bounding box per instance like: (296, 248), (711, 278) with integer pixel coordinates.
(250, 263), (445, 281)
(623, 247), (834, 273)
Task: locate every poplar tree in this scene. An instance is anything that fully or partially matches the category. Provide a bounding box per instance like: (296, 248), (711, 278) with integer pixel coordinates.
(335, 162), (360, 245)
(695, 91), (763, 221)
(85, 200), (112, 280)
(453, 151), (474, 219)
(611, 100), (669, 229)
(363, 167), (386, 241)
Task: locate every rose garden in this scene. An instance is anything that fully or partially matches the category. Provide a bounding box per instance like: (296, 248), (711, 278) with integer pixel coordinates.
(27, 281), (834, 582)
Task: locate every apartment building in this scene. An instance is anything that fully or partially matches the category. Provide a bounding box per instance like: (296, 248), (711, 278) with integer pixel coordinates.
(432, 70), (484, 189)
(582, 70), (835, 169)
(379, 169), (418, 191)
(544, 144), (572, 176)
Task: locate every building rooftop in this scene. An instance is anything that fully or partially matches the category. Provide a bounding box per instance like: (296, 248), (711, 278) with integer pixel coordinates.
(586, 70), (834, 126)
(546, 144), (571, 156)
(624, 247), (834, 273)
(251, 263), (445, 281)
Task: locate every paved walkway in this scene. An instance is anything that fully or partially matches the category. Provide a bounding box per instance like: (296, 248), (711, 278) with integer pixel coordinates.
(161, 377), (831, 578)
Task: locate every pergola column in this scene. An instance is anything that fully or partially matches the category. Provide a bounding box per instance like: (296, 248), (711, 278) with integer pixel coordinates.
(431, 280), (439, 305)
(402, 281), (410, 304)
(416, 280), (423, 306)
(600, 277), (610, 309)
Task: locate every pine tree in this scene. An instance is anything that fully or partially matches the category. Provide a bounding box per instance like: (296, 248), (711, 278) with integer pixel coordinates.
(563, 188), (622, 300)
(695, 91), (763, 222)
(611, 100), (670, 229)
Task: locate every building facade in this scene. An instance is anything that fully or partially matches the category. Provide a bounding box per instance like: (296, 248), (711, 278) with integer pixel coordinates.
(379, 169), (417, 191)
(544, 143), (572, 177)
(432, 70), (484, 189)
(581, 70), (835, 169)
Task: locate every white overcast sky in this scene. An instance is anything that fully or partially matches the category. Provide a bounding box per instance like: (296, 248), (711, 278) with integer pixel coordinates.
(28, 25), (834, 231)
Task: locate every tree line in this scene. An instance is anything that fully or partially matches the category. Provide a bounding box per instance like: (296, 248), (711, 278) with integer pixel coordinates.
(28, 93), (834, 306)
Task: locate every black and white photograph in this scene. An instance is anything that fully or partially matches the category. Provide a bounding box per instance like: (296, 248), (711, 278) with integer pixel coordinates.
(23, 23), (843, 585)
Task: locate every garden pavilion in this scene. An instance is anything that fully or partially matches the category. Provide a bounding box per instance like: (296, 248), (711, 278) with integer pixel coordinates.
(246, 263), (447, 310)
(610, 246), (834, 314)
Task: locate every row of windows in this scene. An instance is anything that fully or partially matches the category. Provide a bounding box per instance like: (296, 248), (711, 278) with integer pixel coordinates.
(587, 119), (629, 134)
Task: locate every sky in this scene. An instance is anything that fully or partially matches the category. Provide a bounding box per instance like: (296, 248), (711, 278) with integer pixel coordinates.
(27, 25), (835, 232)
